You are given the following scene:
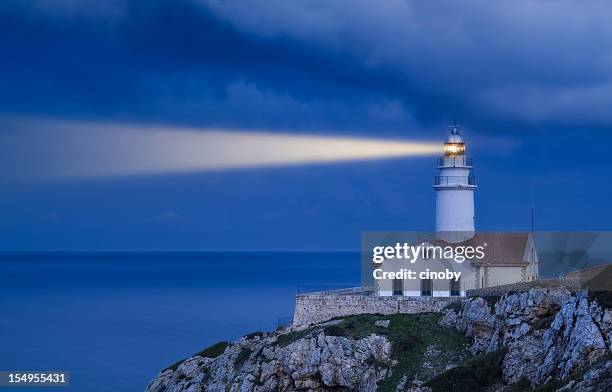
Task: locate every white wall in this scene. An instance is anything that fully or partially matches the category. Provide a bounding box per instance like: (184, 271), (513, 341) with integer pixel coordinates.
(435, 189), (475, 233)
(487, 266), (524, 287)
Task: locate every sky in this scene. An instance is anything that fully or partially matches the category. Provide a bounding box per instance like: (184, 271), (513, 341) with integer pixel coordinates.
(1, 0), (612, 251)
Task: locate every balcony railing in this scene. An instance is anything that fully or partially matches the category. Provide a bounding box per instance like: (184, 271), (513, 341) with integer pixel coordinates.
(437, 156), (473, 167)
(434, 176), (476, 186)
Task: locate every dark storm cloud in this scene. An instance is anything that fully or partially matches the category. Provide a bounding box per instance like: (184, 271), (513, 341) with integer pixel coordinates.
(201, 0), (612, 127)
(3, 0), (611, 133)
(0, 0), (418, 133)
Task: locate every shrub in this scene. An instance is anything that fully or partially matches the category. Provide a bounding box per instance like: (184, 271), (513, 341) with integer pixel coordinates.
(163, 341), (229, 372)
(234, 348), (253, 369)
(533, 315), (555, 330)
(245, 331), (264, 340)
(531, 379), (564, 392)
(425, 349), (506, 392)
(195, 341), (230, 359)
(509, 377), (531, 392)
(274, 329), (310, 347)
(163, 359), (185, 372)
(589, 291), (612, 309)
(481, 295), (502, 307)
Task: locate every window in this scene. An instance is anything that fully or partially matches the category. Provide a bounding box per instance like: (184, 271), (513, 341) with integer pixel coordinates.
(392, 278), (403, 296)
(450, 278), (461, 296)
(420, 279), (433, 296)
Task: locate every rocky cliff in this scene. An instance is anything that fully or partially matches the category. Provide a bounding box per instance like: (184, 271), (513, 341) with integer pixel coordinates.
(146, 289), (611, 392)
(440, 288), (612, 389)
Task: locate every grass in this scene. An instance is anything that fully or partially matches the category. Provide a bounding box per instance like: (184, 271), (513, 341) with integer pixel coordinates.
(323, 313), (470, 392)
(324, 314), (389, 338)
(425, 349), (506, 392)
(163, 340), (230, 372)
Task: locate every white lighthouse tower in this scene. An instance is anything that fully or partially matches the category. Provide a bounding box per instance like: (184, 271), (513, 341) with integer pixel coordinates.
(434, 124), (476, 242)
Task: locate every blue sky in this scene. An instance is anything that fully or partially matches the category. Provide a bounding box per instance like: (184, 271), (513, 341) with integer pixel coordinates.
(1, 0), (611, 250)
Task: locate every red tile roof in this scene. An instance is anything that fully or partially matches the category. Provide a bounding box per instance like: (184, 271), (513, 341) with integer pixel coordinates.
(433, 232), (531, 267)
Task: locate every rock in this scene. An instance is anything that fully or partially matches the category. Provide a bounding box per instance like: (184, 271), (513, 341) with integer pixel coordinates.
(502, 334), (544, 384)
(552, 359), (612, 392)
(147, 288), (612, 392)
(432, 287), (610, 387)
(572, 359), (612, 392)
(589, 301), (612, 352)
(395, 375), (407, 391)
(178, 356), (205, 379)
(438, 307), (460, 328)
(146, 323), (391, 392)
(538, 290), (607, 383)
(375, 320), (390, 328)
(452, 297), (497, 353)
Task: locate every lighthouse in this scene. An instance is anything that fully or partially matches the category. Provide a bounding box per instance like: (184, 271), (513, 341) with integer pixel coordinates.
(434, 124), (476, 242)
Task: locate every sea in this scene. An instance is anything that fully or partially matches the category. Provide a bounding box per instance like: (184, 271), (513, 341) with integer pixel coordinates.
(0, 252), (360, 392)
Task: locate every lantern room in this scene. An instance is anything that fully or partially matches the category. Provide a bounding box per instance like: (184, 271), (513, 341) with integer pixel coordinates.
(443, 125), (466, 156)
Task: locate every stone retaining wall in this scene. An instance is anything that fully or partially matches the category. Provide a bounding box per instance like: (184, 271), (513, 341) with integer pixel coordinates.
(292, 280), (583, 328)
(292, 289), (461, 328)
(466, 279), (580, 297)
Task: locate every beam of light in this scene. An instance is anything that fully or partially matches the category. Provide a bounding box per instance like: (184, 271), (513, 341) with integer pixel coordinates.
(1, 119), (441, 180)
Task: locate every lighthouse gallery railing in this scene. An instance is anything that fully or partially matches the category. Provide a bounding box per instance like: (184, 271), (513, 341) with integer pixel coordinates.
(434, 176), (476, 186)
(437, 156), (473, 167)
